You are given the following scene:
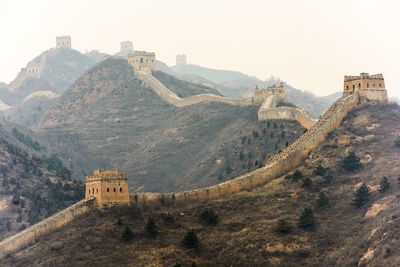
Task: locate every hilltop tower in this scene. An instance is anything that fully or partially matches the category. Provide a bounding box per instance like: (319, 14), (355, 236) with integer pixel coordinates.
(85, 169), (130, 205)
(127, 51), (156, 73)
(120, 41), (134, 54)
(343, 73), (388, 102)
(56, 36), (72, 49)
(253, 82), (287, 104)
(176, 54), (187, 66)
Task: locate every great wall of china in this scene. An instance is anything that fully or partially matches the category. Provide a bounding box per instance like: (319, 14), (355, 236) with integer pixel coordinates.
(0, 40), (389, 261)
(0, 91), (361, 260)
(135, 70), (317, 129)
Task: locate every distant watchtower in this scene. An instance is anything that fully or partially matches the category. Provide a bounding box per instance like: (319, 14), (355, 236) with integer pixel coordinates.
(120, 41), (134, 55)
(85, 169), (130, 205)
(127, 51), (156, 73)
(253, 82), (287, 104)
(56, 36), (72, 49)
(343, 73), (388, 102)
(176, 54), (187, 66)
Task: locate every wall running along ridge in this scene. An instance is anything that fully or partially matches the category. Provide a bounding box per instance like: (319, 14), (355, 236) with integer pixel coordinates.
(132, 92), (360, 204)
(0, 197), (96, 260)
(0, 93), (360, 258)
(135, 70), (316, 128)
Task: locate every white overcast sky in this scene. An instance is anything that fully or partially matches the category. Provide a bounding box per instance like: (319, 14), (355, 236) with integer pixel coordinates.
(1, 0), (399, 98)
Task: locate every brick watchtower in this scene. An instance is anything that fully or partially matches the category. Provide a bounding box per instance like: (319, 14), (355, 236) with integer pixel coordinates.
(85, 169), (130, 205)
(343, 73), (388, 102)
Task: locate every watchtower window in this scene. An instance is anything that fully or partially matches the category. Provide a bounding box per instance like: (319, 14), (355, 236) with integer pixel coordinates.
(140, 58), (143, 63)
(352, 85), (355, 90)
(96, 189), (98, 194)
(358, 83), (361, 89)
(114, 188), (116, 192)
(367, 83), (369, 88)
(379, 83), (382, 87)
(120, 187), (122, 192)
(346, 85), (349, 90)
(92, 188), (94, 194)
(107, 188), (109, 192)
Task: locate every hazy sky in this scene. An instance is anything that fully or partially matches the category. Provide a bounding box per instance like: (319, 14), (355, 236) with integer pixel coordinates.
(1, 0), (399, 98)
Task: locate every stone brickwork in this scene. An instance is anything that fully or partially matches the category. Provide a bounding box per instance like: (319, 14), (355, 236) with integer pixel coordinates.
(85, 169), (130, 206)
(343, 73), (388, 102)
(0, 197), (96, 260)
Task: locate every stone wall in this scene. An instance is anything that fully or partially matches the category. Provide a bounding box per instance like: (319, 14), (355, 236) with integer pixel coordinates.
(0, 197), (96, 260)
(135, 70), (315, 128)
(131, 93), (360, 205)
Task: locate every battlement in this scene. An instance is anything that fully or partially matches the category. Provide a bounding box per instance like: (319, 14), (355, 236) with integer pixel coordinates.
(127, 51), (156, 73)
(344, 73), (384, 82)
(85, 169), (130, 205)
(56, 36), (71, 49)
(343, 73), (387, 102)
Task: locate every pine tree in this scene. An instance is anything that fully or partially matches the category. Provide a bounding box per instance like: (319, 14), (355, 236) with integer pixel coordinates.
(395, 137), (400, 148)
(276, 219), (292, 234)
(298, 207), (316, 230)
(292, 170), (304, 181)
(121, 225), (133, 242)
(182, 230), (199, 250)
(343, 152), (362, 171)
(352, 183), (370, 208)
(302, 177), (312, 188)
(316, 192), (329, 207)
(313, 163), (327, 176)
(378, 177), (390, 193)
(200, 209), (218, 225)
(145, 218), (158, 237)
(323, 174), (334, 185)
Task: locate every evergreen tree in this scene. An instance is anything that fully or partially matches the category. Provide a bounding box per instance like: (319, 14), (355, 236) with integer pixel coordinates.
(298, 207), (316, 230)
(323, 174), (334, 185)
(343, 151), (362, 171)
(121, 225), (133, 242)
(200, 209), (218, 225)
(316, 192), (329, 207)
(145, 218), (158, 237)
(302, 177), (312, 188)
(292, 170), (304, 181)
(395, 137), (400, 148)
(182, 230), (199, 250)
(313, 163), (327, 176)
(378, 177), (390, 193)
(276, 219), (292, 234)
(352, 183), (370, 208)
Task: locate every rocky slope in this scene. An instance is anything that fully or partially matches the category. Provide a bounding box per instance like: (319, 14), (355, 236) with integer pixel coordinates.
(4, 102), (399, 266)
(0, 122), (84, 241)
(37, 58), (305, 192)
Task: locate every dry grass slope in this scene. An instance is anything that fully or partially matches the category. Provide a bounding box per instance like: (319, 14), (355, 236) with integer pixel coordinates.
(3, 102), (400, 266)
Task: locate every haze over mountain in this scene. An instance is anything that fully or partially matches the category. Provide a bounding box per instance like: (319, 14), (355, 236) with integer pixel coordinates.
(36, 58), (305, 191)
